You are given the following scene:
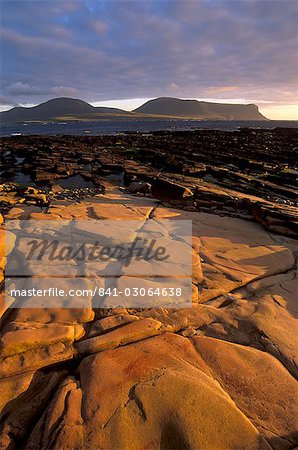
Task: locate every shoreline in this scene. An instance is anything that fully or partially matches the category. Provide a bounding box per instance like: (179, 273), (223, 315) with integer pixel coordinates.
(1, 128), (297, 237)
(1, 119), (298, 139)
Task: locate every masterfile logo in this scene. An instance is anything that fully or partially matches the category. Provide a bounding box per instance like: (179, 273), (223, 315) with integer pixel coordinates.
(4, 219), (193, 308)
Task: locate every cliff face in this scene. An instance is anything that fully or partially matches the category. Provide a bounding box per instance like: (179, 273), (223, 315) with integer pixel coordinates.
(134, 97), (268, 120)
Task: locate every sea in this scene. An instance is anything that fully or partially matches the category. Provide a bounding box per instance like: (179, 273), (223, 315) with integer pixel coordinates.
(1, 119), (298, 137)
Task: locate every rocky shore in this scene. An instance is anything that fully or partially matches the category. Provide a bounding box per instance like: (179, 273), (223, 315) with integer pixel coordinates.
(1, 128), (297, 236)
(0, 129), (297, 449)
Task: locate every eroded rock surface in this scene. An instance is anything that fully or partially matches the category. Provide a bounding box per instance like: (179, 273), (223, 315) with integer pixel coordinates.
(1, 129), (297, 235)
(0, 132), (298, 449)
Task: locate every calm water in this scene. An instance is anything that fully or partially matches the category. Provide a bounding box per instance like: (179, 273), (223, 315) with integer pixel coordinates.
(57, 174), (95, 189)
(1, 119), (298, 136)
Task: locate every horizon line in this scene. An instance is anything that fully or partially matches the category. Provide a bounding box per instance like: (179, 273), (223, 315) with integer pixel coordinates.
(1, 96), (297, 120)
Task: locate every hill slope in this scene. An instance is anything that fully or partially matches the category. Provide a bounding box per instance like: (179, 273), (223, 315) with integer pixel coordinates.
(1, 96), (268, 123)
(134, 97), (267, 120)
(0, 98), (128, 123)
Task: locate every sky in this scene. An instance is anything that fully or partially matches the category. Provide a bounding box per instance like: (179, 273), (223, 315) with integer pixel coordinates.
(1, 0), (297, 119)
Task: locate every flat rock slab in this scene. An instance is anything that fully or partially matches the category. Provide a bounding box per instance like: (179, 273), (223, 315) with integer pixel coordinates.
(0, 323), (79, 357)
(192, 336), (298, 449)
(1, 186), (297, 450)
(76, 318), (162, 355)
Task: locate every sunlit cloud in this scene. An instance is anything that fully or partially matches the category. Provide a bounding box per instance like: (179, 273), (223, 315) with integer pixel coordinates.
(203, 86), (239, 95)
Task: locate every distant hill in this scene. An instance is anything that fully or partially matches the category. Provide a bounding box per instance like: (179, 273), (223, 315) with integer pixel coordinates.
(0, 97), (128, 123)
(0, 96), (268, 123)
(134, 97), (267, 120)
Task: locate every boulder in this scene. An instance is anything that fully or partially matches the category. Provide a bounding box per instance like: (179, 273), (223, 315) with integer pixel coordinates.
(27, 333), (270, 450)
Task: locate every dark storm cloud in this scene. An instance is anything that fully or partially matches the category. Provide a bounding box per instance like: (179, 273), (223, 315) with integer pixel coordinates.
(1, 0), (297, 108)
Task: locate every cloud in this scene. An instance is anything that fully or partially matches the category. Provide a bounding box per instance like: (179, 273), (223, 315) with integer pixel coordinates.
(168, 83), (181, 92)
(6, 82), (78, 98)
(51, 86), (79, 96)
(1, 0), (297, 114)
(203, 86), (239, 95)
(49, 25), (72, 39)
(7, 82), (43, 95)
(0, 95), (18, 106)
(90, 20), (108, 35)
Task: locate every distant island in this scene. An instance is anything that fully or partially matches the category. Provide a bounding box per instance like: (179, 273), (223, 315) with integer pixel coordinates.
(134, 97), (267, 120)
(0, 97), (267, 123)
